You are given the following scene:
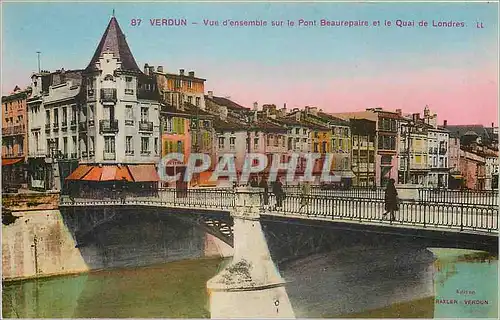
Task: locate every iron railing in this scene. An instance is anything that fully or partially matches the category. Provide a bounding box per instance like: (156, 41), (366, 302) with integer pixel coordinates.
(60, 187), (498, 234)
(267, 193), (498, 233)
(282, 186), (498, 206)
(99, 119), (119, 133)
(100, 88), (117, 102)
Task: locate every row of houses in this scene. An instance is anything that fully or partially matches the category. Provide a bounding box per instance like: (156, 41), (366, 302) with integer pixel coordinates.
(2, 16), (498, 192)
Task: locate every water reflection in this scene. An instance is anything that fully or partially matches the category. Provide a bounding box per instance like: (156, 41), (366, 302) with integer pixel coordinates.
(2, 247), (498, 318)
(280, 245), (436, 318)
(431, 249), (498, 319)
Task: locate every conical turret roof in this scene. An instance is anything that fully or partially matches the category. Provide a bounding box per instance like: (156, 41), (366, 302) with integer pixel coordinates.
(85, 17), (141, 73)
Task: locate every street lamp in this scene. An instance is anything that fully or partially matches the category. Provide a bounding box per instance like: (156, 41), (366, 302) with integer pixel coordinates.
(48, 138), (59, 190)
(401, 121), (414, 184)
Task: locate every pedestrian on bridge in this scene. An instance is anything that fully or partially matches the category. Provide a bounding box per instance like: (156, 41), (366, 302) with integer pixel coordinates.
(383, 178), (398, 220)
(272, 178), (285, 210)
(299, 181), (311, 212)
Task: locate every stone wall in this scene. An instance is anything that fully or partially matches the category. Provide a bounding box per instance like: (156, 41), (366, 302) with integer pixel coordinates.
(2, 194), (232, 281)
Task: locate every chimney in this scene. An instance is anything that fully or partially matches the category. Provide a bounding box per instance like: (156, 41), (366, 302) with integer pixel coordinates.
(157, 66), (163, 73)
(396, 109), (402, 116)
(144, 63), (150, 75)
(295, 111), (301, 121)
(179, 69), (185, 76)
(492, 122), (494, 128)
(189, 71), (195, 77)
(149, 66), (154, 74)
(253, 102), (258, 111)
(207, 90), (213, 99)
(443, 120), (448, 128)
(284, 103), (287, 110)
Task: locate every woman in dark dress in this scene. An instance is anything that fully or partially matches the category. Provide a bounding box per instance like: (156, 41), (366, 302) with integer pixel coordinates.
(384, 178), (398, 220)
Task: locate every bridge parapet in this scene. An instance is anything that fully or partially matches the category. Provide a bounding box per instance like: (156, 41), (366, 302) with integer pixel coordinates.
(233, 187), (262, 220)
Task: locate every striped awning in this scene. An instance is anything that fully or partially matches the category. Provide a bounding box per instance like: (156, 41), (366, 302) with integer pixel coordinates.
(2, 158), (23, 166)
(65, 165), (93, 180)
(128, 164), (160, 182)
(66, 164), (155, 182)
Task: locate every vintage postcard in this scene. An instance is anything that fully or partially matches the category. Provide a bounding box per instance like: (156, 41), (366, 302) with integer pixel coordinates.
(1, 0), (498, 319)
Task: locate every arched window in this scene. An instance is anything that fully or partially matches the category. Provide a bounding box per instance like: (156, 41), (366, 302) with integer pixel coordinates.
(104, 74), (114, 81)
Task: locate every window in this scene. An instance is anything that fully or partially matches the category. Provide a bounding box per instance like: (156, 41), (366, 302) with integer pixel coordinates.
(62, 107), (67, 125)
(71, 106), (77, 121)
(187, 81), (193, 88)
(72, 136), (77, 153)
(45, 110), (50, 123)
(254, 137), (259, 149)
(303, 129), (307, 135)
(377, 135), (396, 150)
(195, 97), (200, 107)
(155, 138), (158, 154)
(63, 137), (68, 155)
(267, 135), (271, 146)
(177, 141), (183, 152)
(175, 79), (181, 88)
(141, 107), (149, 122)
(104, 136), (115, 153)
(126, 105), (133, 119)
(125, 77), (132, 83)
(322, 141), (327, 153)
(218, 137), (225, 149)
(229, 137), (236, 148)
(165, 117), (173, 133)
(314, 142), (319, 153)
(288, 137), (293, 150)
(187, 96), (193, 104)
(295, 128), (300, 135)
(141, 137), (150, 153)
(126, 136), (133, 154)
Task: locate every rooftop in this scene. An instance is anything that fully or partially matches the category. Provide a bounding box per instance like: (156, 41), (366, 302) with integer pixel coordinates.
(85, 17), (141, 73)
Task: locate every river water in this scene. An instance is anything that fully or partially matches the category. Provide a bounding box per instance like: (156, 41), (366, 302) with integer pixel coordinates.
(3, 246), (497, 318)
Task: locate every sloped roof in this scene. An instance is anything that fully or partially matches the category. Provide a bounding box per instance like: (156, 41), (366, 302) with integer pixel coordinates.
(317, 112), (350, 126)
(205, 95), (250, 110)
(86, 17), (141, 73)
(213, 116), (248, 131)
(446, 125), (492, 141)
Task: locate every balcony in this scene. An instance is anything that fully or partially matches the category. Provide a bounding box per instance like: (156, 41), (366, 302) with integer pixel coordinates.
(141, 150), (151, 156)
(87, 89), (95, 98)
(88, 119), (95, 127)
(79, 122), (87, 131)
(100, 88), (117, 102)
(45, 123), (51, 132)
(139, 121), (153, 132)
(70, 120), (77, 130)
(70, 152), (77, 159)
(99, 119), (119, 133)
(81, 151), (88, 158)
(439, 148), (447, 155)
(103, 151), (116, 160)
(125, 150), (134, 156)
(61, 122), (68, 131)
(124, 88), (134, 95)
(2, 125), (25, 136)
(89, 150), (95, 157)
(52, 123), (59, 132)
(125, 120), (134, 126)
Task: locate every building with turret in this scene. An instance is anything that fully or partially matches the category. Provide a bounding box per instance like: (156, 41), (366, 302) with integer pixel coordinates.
(63, 15), (162, 192)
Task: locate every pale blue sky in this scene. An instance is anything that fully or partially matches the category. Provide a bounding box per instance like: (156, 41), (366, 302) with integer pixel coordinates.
(2, 2), (498, 125)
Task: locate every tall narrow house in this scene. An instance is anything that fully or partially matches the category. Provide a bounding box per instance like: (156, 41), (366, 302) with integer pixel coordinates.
(66, 16), (161, 190)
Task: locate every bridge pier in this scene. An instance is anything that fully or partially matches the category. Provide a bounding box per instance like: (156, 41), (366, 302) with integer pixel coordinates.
(207, 187), (295, 318)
